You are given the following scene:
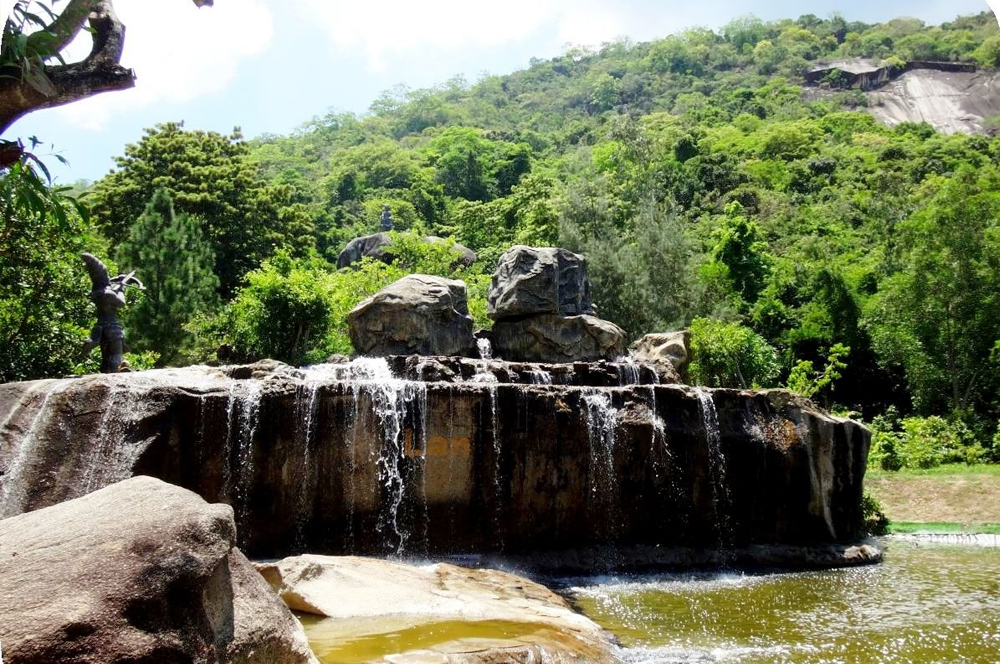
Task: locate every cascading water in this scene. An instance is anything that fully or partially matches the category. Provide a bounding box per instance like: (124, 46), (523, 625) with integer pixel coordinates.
(345, 357), (427, 556)
(234, 381), (264, 548)
(527, 367), (553, 385)
(615, 356), (641, 386)
(0, 380), (65, 518)
(696, 387), (732, 546)
(583, 389), (620, 540)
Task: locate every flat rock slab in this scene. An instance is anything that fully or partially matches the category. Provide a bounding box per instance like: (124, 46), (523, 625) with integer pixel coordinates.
(257, 555), (619, 663)
(0, 476), (317, 664)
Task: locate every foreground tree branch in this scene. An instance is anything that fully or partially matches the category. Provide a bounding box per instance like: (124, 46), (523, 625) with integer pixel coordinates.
(0, 0), (212, 138)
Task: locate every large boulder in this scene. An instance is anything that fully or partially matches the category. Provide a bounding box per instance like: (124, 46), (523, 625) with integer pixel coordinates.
(630, 330), (691, 377)
(488, 246), (594, 320)
(337, 233), (477, 270)
(348, 274), (476, 357)
(257, 555), (618, 663)
(492, 314), (626, 363)
(0, 476), (318, 664)
(336, 232), (392, 269)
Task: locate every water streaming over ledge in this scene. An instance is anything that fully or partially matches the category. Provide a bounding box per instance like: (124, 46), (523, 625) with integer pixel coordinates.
(0, 357), (871, 563)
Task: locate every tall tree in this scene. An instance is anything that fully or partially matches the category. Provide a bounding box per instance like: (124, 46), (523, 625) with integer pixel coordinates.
(868, 166), (1000, 414)
(92, 122), (314, 296)
(117, 188), (218, 365)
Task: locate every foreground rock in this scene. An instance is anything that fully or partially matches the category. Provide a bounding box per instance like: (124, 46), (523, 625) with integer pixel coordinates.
(491, 314), (626, 363)
(488, 246), (594, 319)
(0, 476), (317, 664)
(337, 233), (477, 270)
(348, 274), (476, 357)
(630, 331), (691, 376)
(257, 555), (619, 663)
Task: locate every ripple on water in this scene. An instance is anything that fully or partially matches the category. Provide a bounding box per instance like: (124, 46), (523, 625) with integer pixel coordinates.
(568, 542), (1000, 664)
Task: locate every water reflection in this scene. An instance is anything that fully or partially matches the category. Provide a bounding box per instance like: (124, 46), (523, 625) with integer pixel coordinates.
(567, 542), (1000, 663)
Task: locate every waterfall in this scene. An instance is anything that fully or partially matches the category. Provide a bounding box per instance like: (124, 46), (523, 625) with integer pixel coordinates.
(696, 388), (732, 545)
(81, 378), (160, 497)
(0, 380), (66, 518)
(345, 357), (427, 556)
(293, 380), (322, 552)
(233, 381), (264, 548)
(583, 389), (620, 539)
(615, 356), (641, 386)
(527, 367), (553, 385)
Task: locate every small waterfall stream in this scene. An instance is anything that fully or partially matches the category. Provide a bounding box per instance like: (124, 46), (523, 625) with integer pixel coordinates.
(583, 389), (621, 541)
(696, 387), (732, 546)
(0, 381), (65, 518)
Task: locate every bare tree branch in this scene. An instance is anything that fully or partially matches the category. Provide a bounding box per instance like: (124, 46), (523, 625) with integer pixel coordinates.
(0, 0), (213, 138)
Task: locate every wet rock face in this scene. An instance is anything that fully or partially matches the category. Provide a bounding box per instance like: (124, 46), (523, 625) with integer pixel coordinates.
(348, 275), (476, 357)
(492, 314), (626, 363)
(488, 246), (594, 320)
(258, 555), (618, 663)
(0, 476), (317, 664)
(0, 363), (871, 568)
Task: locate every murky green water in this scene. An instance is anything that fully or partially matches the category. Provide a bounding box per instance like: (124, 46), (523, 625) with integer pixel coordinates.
(568, 541), (1000, 663)
(298, 614), (574, 663)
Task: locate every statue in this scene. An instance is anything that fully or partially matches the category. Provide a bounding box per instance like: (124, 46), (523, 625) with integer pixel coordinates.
(379, 204), (394, 232)
(81, 253), (145, 374)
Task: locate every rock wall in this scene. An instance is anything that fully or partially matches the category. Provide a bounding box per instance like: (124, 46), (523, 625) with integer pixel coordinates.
(0, 362), (870, 565)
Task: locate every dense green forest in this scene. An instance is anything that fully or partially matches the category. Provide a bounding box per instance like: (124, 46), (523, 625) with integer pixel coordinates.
(3, 11), (1000, 469)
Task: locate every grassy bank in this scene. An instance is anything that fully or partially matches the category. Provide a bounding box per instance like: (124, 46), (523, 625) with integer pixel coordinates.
(866, 464), (1000, 533)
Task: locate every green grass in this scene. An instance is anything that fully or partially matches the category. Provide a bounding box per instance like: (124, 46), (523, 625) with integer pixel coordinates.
(888, 521), (1000, 535)
(866, 463), (1000, 479)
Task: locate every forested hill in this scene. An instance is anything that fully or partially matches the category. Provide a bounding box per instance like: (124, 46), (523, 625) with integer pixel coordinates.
(8, 12), (1000, 466)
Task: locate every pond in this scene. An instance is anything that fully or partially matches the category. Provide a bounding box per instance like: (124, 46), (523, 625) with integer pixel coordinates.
(567, 540), (1000, 663)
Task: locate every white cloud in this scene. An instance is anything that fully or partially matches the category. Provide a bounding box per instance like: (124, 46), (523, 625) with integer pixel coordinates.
(289, 0), (627, 69)
(55, 0), (273, 130)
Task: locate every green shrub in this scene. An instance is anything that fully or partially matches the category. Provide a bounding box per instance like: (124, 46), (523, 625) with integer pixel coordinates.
(869, 406), (905, 471)
(898, 416), (986, 469)
(689, 317), (780, 388)
(862, 490), (890, 536)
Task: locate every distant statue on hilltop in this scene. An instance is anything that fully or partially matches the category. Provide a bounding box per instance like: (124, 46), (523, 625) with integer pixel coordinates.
(380, 204), (394, 232)
(81, 253), (145, 374)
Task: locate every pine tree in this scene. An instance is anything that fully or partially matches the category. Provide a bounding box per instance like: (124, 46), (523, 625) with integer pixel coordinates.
(117, 188), (219, 365)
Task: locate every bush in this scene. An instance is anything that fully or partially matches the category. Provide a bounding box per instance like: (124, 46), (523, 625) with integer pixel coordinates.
(862, 490), (890, 536)
(689, 317), (780, 388)
(868, 406), (904, 471)
(195, 232), (490, 365)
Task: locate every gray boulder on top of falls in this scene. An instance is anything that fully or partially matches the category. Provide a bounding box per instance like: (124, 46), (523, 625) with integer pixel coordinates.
(0, 476), (318, 664)
(488, 245), (594, 320)
(487, 246), (626, 362)
(491, 313), (626, 364)
(337, 232), (477, 270)
(348, 274), (476, 357)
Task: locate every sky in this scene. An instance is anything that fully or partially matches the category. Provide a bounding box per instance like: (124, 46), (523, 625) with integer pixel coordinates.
(2, 0), (995, 183)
